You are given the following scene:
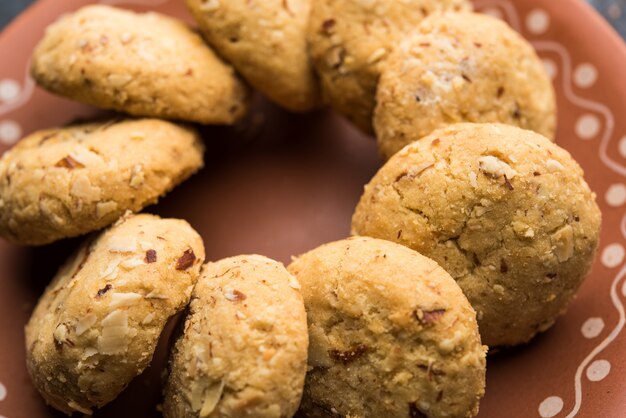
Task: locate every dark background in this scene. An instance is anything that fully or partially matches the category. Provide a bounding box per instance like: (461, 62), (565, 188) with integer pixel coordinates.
(1, 0), (626, 38)
(0, 0), (36, 29)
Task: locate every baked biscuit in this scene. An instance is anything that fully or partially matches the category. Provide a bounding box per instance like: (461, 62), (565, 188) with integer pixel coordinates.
(308, 0), (471, 133)
(352, 123), (601, 347)
(31, 5), (249, 124)
(0, 118), (204, 245)
(163, 255), (308, 418)
(375, 12), (556, 159)
(288, 236), (486, 418)
(187, 0), (321, 112)
(25, 213), (205, 415)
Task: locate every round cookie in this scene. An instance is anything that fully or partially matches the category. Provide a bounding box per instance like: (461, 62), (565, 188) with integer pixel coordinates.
(374, 12), (556, 159)
(307, 0), (471, 133)
(352, 123), (602, 347)
(0, 118), (204, 245)
(25, 213), (205, 415)
(288, 236), (486, 418)
(31, 5), (249, 124)
(163, 254), (308, 418)
(186, 0), (321, 112)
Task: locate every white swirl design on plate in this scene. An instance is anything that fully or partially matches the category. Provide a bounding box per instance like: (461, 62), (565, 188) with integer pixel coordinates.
(563, 231), (626, 417)
(533, 40), (620, 177)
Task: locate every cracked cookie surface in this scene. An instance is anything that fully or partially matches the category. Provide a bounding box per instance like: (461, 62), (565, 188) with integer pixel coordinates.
(187, 0), (321, 112)
(0, 118), (204, 245)
(25, 213), (205, 415)
(307, 0), (471, 133)
(31, 5), (250, 124)
(374, 12), (556, 160)
(163, 254), (308, 418)
(352, 123), (601, 347)
(288, 236), (486, 418)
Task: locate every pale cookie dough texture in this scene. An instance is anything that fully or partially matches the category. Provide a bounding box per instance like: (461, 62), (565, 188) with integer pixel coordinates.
(31, 5), (249, 124)
(0, 118), (204, 245)
(288, 236), (486, 418)
(187, 0), (321, 112)
(163, 255), (308, 418)
(352, 123), (602, 347)
(25, 213), (205, 415)
(375, 12), (556, 159)
(307, 0), (471, 133)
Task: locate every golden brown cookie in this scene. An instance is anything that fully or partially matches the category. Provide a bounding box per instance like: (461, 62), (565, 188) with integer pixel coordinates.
(375, 12), (556, 159)
(352, 123), (602, 347)
(31, 5), (249, 124)
(289, 236), (486, 418)
(0, 118), (204, 245)
(163, 254), (308, 418)
(186, 0), (321, 112)
(25, 213), (205, 415)
(307, 0), (471, 133)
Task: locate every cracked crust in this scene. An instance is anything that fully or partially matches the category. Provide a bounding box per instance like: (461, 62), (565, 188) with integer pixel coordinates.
(31, 5), (250, 124)
(0, 118), (204, 245)
(25, 213), (205, 415)
(288, 236), (486, 418)
(186, 0), (321, 112)
(307, 0), (471, 133)
(163, 255), (308, 418)
(374, 12), (556, 160)
(351, 123), (602, 347)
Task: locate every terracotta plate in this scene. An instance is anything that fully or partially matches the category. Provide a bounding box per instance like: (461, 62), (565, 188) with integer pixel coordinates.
(1, 0), (626, 417)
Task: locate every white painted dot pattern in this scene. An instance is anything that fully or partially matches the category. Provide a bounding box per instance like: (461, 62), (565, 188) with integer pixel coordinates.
(575, 114), (600, 139)
(605, 183), (626, 207)
(542, 59), (558, 80)
(0, 79), (20, 102)
(526, 9), (550, 34)
(586, 359), (611, 382)
(601, 243), (625, 268)
(0, 120), (21, 145)
(538, 396), (564, 418)
(574, 63), (598, 88)
(581, 317), (605, 339)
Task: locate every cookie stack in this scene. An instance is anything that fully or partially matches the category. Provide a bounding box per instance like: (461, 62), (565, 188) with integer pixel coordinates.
(1, 1), (602, 417)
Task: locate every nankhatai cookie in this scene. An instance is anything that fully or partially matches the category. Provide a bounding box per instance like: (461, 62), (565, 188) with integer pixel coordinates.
(352, 123), (601, 347)
(31, 5), (249, 124)
(187, 0), (321, 112)
(289, 236), (486, 418)
(307, 0), (471, 133)
(163, 255), (308, 417)
(0, 118), (203, 245)
(375, 12), (556, 159)
(25, 213), (205, 415)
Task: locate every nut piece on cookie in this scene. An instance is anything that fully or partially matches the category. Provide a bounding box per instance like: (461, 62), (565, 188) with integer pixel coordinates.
(186, 0), (321, 112)
(25, 213), (205, 415)
(352, 123), (602, 347)
(307, 0), (471, 133)
(163, 255), (308, 418)
(288, 236), (486, 418)
(31, 5), (250, 124)
(0, 118), (204, 245)
(375, 12), (556, 160)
